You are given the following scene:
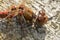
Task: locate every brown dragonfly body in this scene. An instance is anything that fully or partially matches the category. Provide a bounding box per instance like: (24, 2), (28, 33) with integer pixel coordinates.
(0, 2), (48, 26)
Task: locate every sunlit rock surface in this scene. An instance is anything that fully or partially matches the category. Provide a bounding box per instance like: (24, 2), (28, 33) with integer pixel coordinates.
(0, 0), (60, 40)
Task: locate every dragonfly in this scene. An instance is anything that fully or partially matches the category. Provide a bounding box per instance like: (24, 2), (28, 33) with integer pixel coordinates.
(0, 0), (48, 28)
